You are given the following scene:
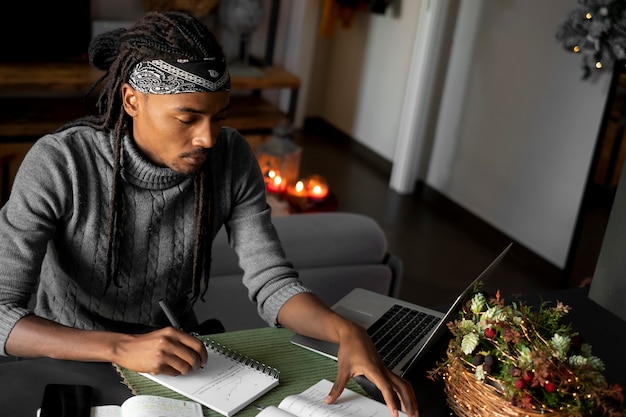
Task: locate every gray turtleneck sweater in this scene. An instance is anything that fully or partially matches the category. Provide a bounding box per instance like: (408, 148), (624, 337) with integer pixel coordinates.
(0, 125), (309, 355)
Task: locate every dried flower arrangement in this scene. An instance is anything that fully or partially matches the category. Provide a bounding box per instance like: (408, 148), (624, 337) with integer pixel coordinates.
(429, 287), (625, 417)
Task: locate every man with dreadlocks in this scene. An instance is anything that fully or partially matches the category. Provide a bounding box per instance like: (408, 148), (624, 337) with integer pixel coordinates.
(0, 11), (418, 417)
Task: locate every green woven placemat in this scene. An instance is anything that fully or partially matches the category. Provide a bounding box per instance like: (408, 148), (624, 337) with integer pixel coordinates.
(115, 327), (366, 417)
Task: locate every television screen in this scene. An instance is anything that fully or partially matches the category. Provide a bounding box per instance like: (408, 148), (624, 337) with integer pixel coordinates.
(0, 1), (91, 61)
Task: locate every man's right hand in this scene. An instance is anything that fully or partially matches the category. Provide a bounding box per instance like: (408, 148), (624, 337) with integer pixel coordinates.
(5, 315), (207, 375)
(110, 327), (208, 375)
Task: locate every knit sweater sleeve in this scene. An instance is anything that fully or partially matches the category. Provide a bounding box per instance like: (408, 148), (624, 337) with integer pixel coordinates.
(0, 134), (74, 354)
(211, 129), (312, 327)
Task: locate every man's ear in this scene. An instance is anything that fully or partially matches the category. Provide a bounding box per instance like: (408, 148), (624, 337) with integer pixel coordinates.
(121, 83), (140, 117)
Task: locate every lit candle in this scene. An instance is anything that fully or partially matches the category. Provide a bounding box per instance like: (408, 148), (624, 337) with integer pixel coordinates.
(306, 175), (329, 202)
(266, 173), (285, 194)
(286, 180), (309, 207)
(266, 169), (277, 182)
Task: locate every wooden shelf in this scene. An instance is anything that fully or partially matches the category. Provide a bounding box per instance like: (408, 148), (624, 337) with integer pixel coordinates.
(0, 96), (92, 138)
(0, 95), (287, 139)
(0, 0), (295, 195)
(0, 61), (299, 93)
(228, 96), (288, 131)
(0, 61), (102, 93)
(230, 66), (300, 91)
(0, 61), (300, 140)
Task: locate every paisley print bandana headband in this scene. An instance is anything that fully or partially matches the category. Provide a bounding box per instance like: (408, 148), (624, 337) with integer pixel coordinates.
(128, 57), (231, 94)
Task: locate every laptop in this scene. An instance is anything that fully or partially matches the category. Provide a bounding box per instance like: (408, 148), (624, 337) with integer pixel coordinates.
(290, 243), (512, 377)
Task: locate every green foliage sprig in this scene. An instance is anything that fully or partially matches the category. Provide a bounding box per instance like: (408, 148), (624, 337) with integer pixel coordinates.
(429, 288), (625, 417)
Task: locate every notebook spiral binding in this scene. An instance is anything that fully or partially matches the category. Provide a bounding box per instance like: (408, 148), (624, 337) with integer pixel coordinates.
(204, 338), (281, 380)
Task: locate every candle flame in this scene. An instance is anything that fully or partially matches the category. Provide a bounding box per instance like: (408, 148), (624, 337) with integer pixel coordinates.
(305, 174), (329, 200)
(295, 181), (305, 192)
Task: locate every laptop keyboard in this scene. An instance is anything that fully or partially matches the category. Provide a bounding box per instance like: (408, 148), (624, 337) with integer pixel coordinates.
(367, 304), (441, 370)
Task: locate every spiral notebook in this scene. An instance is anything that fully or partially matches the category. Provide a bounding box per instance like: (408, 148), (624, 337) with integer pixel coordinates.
(140, 338), (280, 417)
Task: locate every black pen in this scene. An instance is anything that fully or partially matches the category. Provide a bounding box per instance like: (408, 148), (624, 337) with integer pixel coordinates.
(159, 299), (206, 370)
(159, 299), (183, 330)
(159, 299), (202, 338)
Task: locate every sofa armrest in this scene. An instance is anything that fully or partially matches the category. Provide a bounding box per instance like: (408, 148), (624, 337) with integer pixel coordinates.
(199, 212), (403, 331)
(211, 212), (397, 274)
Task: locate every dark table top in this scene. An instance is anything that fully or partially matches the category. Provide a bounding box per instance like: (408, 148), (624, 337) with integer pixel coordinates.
(1, 287), (624, 417)
(0, 358), (132, 417)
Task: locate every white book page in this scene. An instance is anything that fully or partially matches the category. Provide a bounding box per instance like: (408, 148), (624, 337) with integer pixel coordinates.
(37, 397), (201, 417)
(37, 406), (123, 417)
(91, 405), (122, 417)
(266, 379), (406, 417)
(255, 405), (295, 417)
(119, 395), (202, 417)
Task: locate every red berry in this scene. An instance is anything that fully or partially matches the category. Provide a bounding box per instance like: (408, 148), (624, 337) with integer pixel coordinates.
(522, 370), (534, 382)
(514, 379), (526, 390)
(544, 381), (557, 393)
(484, 327), (496, 339)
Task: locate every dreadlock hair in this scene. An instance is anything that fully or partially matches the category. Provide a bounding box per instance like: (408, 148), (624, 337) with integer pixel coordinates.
(61, 11), (224, 303)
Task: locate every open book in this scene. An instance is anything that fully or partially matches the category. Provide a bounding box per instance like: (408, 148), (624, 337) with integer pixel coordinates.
(257, 379), (407, 417)
(37, 395), (202, 417)
(140, 338), (280, 417)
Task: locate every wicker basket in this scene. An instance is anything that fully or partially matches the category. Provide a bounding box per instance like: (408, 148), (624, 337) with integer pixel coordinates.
(443, 354), (568, 417)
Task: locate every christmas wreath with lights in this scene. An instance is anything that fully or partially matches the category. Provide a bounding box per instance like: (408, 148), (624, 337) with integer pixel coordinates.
(556, 0), (626, 79)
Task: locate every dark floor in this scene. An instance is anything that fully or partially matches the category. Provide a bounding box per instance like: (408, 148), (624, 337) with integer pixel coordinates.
(292, 120), (569, 309)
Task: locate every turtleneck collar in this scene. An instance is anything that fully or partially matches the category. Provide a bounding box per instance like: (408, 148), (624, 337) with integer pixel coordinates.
(119, 134), (194, 190)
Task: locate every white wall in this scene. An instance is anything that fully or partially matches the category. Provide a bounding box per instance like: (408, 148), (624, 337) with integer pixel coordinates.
(427, 0), (611, 268)
(307, 1), (423, 161)
(304, 0), (613, 268)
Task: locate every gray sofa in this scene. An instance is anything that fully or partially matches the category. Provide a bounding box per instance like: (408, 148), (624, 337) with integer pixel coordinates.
(194, 212), (403, 331)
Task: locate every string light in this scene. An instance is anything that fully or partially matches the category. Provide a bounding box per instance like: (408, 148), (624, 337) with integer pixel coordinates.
(556, 1), (626, 79)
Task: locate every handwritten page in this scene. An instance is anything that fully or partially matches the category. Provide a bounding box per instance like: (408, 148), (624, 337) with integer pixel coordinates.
(140, 345), (279, 416)
(257, 379), (407, 417)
